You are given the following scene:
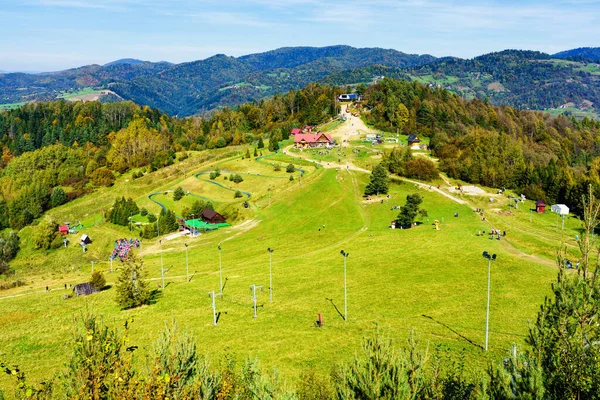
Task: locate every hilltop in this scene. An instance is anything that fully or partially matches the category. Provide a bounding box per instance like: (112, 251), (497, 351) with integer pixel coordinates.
(553, 47), (600, 62)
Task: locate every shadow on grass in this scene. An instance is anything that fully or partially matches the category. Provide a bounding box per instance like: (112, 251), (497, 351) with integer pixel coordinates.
(148, 289), (163, 305)
(421, 314), (484, 350)
(325, 298), (345, 321)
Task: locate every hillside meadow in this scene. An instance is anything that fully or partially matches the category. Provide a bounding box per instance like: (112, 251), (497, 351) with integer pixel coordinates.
(0, 146), (569, 388)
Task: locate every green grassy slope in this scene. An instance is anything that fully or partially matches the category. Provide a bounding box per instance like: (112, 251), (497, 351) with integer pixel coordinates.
(0, 150), (563, 386)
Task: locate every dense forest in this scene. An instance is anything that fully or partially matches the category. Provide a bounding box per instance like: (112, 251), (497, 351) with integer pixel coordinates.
(362, 78), (600, 216)
(0, 83), (339, 230)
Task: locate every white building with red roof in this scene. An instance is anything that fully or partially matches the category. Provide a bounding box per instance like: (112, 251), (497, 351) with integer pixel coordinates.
(293, 132), (334, 148)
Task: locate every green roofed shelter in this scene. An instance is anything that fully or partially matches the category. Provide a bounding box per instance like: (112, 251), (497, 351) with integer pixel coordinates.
(186, 219), (219, 230)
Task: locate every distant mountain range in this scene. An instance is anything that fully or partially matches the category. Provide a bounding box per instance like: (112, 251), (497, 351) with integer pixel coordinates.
(1, 45), (600, 117)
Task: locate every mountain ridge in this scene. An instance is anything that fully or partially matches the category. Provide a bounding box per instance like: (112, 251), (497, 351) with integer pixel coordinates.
(1, 46), (599, 118)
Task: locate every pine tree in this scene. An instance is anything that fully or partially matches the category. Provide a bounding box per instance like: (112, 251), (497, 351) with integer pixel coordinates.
(524, 185), (600, 398)
(115, 256), (151, 309)
(173, 186), (185, 201)
(364, 163), (389, 196)
(395, 193), (427, 229)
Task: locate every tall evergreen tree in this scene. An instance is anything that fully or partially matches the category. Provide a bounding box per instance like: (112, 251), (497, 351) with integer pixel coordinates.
(364, 163), (389, 196)
(395, 193), (427, 229)
(115, 256), (151, 309)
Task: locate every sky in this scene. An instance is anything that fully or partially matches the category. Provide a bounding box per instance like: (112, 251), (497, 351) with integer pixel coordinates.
(0, 0), (599, 72)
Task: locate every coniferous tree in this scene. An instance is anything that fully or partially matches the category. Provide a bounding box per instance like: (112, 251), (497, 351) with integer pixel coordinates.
(395, 193), (427, 229)
(115, 256), (151, 309)
(364, 163), (389, 196)
(173, 186), (185, 201)
(524, 186), (600, 398)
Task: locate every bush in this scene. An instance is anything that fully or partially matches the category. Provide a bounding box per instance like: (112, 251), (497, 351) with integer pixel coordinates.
(274, 163), (281, 172)
(178, 151), (189, 162)
(132, 170), (144, 179)
(90, 167), (116, 187)
(234, 190), (243, 198)
(286, 163), (295, 173)
(404, 158), (439, 181)
(91, 271), (106, 290)
(209, 168), (221, 180)
(231, 174), (244, 183)
(289, 175), (295, 181)
(147, 214), (157, 223)
(140, 208), (148, 216)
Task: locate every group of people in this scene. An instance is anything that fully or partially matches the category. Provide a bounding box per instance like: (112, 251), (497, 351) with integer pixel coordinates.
(110, 238), (141, 262)
(475, 229), (506, 240)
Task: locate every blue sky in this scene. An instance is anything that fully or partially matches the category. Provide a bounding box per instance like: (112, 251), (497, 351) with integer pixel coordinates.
(1, 0), (599, 71)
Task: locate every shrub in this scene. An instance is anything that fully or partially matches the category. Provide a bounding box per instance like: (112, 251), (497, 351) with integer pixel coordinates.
(286, 163), (295, 173)
(90, 167), (116, 187)
(231, 174), (244, 183)
(91, 271), (106, 290)
(274, 163), (281, 172)
(147, 214), (157, 223)
(289, 175), (295, 181)
(140, 207), (148, 216)
(234, 191), (243, 198)
(404, 158), (438, 181)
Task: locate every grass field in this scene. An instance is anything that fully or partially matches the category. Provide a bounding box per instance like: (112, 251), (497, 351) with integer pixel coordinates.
(0, 102), (27, 110)
(56, 87), (102, 100)
(0, 123), (576, 390)
(543, 106), (600, 120)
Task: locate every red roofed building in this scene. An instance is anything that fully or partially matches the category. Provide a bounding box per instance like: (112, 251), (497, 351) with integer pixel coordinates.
(294, 133), (333, 148)
(304, 125), (312, 132)
(58, 225), (69, 235)
(290, 128), (302, 136)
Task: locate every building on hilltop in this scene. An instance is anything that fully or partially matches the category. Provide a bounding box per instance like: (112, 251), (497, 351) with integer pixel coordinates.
(338, 93), (361, 102)
(294, 133), (334, 148)
(290, 128), (302, 136)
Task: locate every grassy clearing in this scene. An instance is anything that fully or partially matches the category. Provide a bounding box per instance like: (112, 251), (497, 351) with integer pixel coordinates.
(0, 125), (570, 387)
(543, 106), (600, 120)
(56, 87), (101, 99)
(0, 102), (27, 110)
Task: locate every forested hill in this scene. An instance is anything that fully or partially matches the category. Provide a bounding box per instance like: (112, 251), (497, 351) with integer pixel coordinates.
(0, 82), (340, 231)
(362, 77), (600, 216)
(325, 50), (600, 118)
(553, 47), (600, 63)
(0, 46), (435, 116)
